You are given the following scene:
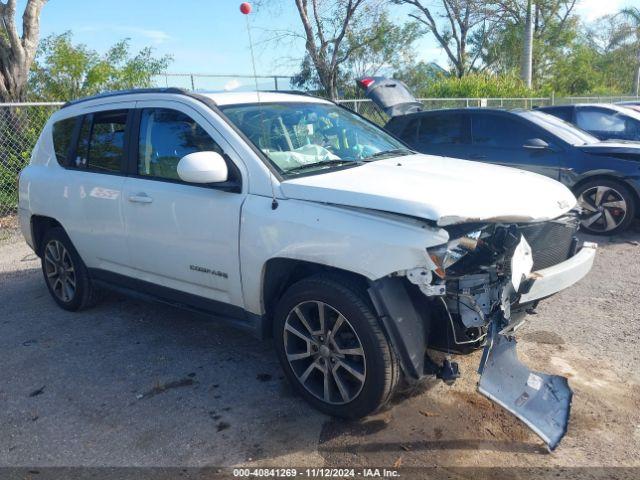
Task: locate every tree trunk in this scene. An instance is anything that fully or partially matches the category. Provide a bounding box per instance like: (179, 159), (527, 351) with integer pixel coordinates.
(520, 0), (534, 88)
(0, 0), (48, 103)
(0, 63), (29, 103)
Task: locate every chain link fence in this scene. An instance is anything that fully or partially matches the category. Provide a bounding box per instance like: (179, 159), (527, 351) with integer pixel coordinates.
(1, 102), (63, 217)
(2, 94), (640, 218)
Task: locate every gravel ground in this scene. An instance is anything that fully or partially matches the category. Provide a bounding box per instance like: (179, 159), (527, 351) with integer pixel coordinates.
(0, 220), (638, 473)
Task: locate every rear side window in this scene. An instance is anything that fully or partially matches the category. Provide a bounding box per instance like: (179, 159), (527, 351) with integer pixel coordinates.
(137, 108), (223, 181)
(52, 117), (77, 166)
(543, 107), (573, 122)
(391, 118), (418, 144)
(75, 110), (128, 172)
(417, 114), (466, 145)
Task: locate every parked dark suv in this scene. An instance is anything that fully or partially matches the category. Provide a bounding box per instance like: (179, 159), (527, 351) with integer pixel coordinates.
(360, 77), (640, 234)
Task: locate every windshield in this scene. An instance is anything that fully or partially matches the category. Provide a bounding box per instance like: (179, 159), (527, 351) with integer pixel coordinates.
(517, 110), (599, 145)
(220, 102), (409, 176)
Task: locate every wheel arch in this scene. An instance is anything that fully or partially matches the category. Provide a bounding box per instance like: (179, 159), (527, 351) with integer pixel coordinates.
(30, 215), (65, 257)
(260, 258), (371, 339)
(260, 258), (432, 383)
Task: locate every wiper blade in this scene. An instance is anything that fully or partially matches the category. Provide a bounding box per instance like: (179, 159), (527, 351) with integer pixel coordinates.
(362, 148), (415, 161)
(285, 159), (359, 174)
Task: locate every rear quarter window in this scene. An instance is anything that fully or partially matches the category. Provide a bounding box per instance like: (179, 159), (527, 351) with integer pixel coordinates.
(51, 117), (77, 166)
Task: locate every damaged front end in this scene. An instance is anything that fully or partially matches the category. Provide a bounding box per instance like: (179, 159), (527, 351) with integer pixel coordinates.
(369, 213), (596, 450)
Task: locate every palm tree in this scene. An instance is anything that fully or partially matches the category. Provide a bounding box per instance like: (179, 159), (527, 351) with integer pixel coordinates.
(620, 7), (640, 95)
(520, 0), (534, 88)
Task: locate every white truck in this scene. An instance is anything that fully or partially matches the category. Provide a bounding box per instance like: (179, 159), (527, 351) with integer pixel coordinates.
(18, 89), (597, 449)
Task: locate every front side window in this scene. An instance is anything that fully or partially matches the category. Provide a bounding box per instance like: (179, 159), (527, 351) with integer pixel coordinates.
(138, 108), (223, 181)
(472, 114), (533, 148)
(75, 110), (128, 172)
(52, 117), (77, 166)
(220, 102), (409, 177)
(517, 111), (598, 145)
(576, 109), (625, 133)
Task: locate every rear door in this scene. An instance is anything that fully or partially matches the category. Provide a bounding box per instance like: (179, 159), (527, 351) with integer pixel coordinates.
(63, 106), (133, 272)
(122, 100), (246, 310)
(470, 111), (563, 180)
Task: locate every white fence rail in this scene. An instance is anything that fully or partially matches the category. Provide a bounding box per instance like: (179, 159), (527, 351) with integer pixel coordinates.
(1, 94), (639, 217)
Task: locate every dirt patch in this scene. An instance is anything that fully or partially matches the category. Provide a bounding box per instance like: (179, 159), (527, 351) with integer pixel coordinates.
(137, 377), (196, 399)
(521, 330), (565, 345)
(0, 214), (18, 230)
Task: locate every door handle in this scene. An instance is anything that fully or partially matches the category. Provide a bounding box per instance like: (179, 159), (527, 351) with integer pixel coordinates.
(128, 193), (153, 204)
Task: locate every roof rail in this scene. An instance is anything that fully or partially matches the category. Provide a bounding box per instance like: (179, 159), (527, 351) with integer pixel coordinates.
(61, 87), (187, 109)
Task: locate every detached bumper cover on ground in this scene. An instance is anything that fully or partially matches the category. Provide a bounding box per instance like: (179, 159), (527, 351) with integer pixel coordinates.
(479, 320), (572, 450)
(477, 242), (597, 450)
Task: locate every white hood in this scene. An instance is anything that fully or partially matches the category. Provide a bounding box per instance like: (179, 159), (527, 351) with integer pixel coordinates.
(280, 154), (577, 226)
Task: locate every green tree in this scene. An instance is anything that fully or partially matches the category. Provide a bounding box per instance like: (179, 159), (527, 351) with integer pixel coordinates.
(29, 32), (172, 101)
(618, 7), (640, 94)
(393, 0), (500, 78)
(292, 11), (419, 97)
(343, 13), (420, 82)
(484, 0), (578, 87)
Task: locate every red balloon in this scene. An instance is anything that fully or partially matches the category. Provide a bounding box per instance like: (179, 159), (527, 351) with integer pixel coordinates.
(240, 2), (252, 14)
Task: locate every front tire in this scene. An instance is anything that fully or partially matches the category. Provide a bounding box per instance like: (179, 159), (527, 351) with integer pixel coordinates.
(40, 227), (96, 311)
(273, 274), (399, 418)
(575, 179), (636, 235)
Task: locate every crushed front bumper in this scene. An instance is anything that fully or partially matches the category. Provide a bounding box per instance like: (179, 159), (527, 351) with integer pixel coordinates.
(370, 239), (597, 451)
(519, 242), (597, 303)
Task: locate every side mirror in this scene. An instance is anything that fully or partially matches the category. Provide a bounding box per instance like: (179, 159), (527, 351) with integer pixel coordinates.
(177, 151), (228, 184)
(523, 138), (550, 150)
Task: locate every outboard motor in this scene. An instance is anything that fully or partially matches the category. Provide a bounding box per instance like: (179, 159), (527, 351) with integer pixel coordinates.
(357, 77), (423, 117)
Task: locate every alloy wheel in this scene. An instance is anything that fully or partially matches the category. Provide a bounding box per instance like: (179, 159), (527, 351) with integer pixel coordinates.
(43, 240), (77, 302)
(578, 185), (627, 233)
(283, 301), (366, 405)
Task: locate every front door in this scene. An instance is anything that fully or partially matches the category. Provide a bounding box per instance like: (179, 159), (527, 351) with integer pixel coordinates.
(469, 112), (563, 181)
(122, 101), (246, 310)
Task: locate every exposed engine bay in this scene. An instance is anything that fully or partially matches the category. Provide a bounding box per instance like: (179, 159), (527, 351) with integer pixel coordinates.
(370, 212), (595, 450)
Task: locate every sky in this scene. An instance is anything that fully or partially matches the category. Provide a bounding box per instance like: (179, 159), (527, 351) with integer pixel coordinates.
(19, 0), (640, 90)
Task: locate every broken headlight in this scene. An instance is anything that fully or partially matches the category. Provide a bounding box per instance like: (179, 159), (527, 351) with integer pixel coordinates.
(428, 229), (483, 279)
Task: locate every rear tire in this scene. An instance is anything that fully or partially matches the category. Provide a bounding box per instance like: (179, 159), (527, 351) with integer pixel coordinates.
(273, 274), (399, 419)
(575, 178), (636, 235)
(40, 227), (96, 311)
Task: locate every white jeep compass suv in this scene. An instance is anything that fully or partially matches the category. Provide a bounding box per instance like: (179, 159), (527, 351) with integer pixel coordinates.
(18, 88), (597, 450)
